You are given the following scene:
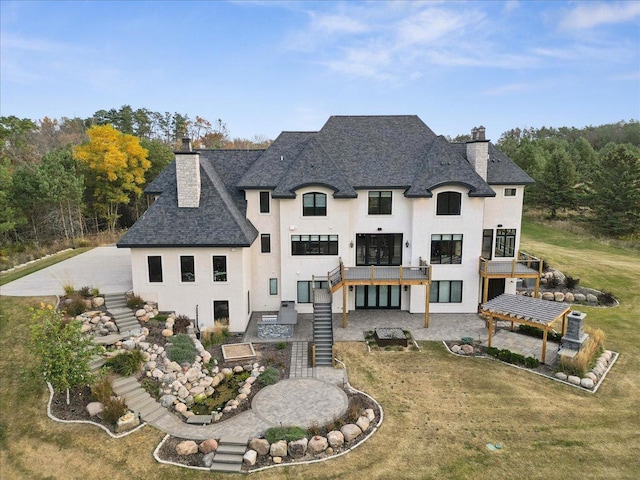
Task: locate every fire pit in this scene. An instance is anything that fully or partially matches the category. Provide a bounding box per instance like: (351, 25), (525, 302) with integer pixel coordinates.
(373, 328), (409, 348)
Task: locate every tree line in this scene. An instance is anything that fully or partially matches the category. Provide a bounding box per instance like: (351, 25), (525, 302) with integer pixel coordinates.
(494, 120), (640, 238)
(0, 106), (272, 247)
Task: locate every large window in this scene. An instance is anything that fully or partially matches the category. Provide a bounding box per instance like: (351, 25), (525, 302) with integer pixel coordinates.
(495, 228), (516, 257)
(147, 256), (163, 283)
(431, 234), (463, 264)
(436, 191), (461, 215)
(213, 300), (229, 324)
(212, 255), (227, 282)
(368, 191), (392, 215)
(269, 278), (278, 295)
(482, 229), (493, 259)
(259, 191), (270, 213)
(297, 280), (329, 303)
(356, 234), (402, 265)
(291, 234), (338, 255)
(180, 255), (195, 282)
(302, 192), (326, 216)
(430, 281), (463, 303)
(261, 234), (271, 253)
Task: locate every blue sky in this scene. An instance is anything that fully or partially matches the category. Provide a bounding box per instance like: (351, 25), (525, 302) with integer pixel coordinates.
(1, 0), (639, 141)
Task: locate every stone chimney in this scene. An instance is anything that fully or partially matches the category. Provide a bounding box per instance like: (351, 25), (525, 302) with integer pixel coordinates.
(466, 126), (489, 181)
(175, 137), (201, 208)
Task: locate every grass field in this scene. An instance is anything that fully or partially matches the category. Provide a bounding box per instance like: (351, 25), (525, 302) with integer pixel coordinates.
(1, 220), (639, 479)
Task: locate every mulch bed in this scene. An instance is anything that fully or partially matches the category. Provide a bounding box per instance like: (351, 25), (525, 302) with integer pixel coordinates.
(49, 385), (119, 433)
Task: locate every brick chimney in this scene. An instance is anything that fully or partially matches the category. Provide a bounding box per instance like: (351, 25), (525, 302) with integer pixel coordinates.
(466, 126), (489, 181)
(175, 137), (201, 208)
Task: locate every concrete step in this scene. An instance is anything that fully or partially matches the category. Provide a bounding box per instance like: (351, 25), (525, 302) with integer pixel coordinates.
(125, 388), (150, 403)
(209, 462), (242, 473)
(216, 444), (247, 455)
(113, 380), (141, 395)
(93, 333), (128, 345)
(143, 408), (169, 424)
(112, 376), (137, 388)
(219, 436), (248, 446)
(212, 453), (244, 464)
(89, 357), (106, 371)
(138, 401), (163, 419)
(128, 396), (155, 412)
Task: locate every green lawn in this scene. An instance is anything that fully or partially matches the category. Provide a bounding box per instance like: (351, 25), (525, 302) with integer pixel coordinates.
(1, 221), (639, 479)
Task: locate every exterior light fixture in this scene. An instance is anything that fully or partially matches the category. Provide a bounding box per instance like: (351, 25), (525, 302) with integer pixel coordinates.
(405, 241), (410, 248)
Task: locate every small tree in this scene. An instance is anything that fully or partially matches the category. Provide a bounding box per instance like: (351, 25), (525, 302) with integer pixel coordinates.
(30, 304), (100, 404)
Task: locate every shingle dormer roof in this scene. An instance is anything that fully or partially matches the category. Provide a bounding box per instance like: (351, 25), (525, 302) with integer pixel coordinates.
(118, 152), (259, 248)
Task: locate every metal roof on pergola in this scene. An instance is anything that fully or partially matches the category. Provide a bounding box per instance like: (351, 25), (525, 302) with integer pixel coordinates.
(480, 294), (571, 364)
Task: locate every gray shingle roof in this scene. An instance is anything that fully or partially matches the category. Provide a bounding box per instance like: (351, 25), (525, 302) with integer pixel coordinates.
(487, 144), (535, 185)
(481, 294), (570, 326)
(117, 152), (259, 248)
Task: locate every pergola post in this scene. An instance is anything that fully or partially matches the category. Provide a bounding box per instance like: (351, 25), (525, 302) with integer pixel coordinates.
(342, 284), (347, 328)
(487, 315), (494, 347)
(542, 328), (548, 364)
(483, 277), (490, 304)
(424, 283), (431, 328)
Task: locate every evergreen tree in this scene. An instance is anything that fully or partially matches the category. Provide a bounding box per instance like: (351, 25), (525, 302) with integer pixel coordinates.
(538, 146), (578, 218)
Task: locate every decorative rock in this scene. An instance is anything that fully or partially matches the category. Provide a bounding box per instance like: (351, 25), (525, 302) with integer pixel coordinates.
(115, 411), (139, 433)
(574, 293), (586, 302)
(249, 438), (270, 456)
(160, 394), (176, 407)
(86, 401), (103, 417)
(356, 415), (370, 432)
(162, 329), (174, 337)
(586, 294), (598, 303)
(308, 435), (328, 454)
(555, 372), (568, 381)
(233, 365), (244, 373)
(174, 402), (187, 414)
(270, 440), (287, 457)
(121, 340), (136, 351)
(451, 344), (461, 354)
(201, 351), (212, 364)
(92, 297), (105, 307)
(175, 440), (198, 456)
(135, 309), (147, 317)
(580, 378), (595, 389)
(272, 457), (282, 464)
(542, 292), (555, 301)
(554, 292), (565, 302)
(199, 438), (218, 454)
(243, 450), (257, 466)
(326, 447), (334, 455)
(364, 408), (375, 422)
(341, 424), (363, 442)
(81, 324), (92, 333)
(202, 452), (216, 468)
(586, 372), (597, 382)
(167, 361), (182, 372)
(288, 437), (308, 458)
(461, 344), (474, 355)
(327, 430), (344, 448)
(568, 375), (581, 386)
(564, 292), (575, 303)
(245, 376), (256, 385)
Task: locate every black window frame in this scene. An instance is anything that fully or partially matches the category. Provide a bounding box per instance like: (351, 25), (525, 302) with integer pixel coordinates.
(180, 255), (195, 282)
(430, 234), (463, 264)
(291, 234), (338, 255)
(147, 255), (163, 283)
(297, 280), (329, 303)
(261, 234), (271, 253)
(436, 191), (462, 215)
(368, 191), (392, 215)
(302, 192), (327, 216)
(495, 228), (516, 258)
(259, 191), (270, 213)
(504, 188), (517, 197)
(212, 255), (227, 282)
(430, 280), (463, 303)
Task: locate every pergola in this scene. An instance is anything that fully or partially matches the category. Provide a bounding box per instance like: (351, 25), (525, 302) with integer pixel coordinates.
(480, 294), (571, 364)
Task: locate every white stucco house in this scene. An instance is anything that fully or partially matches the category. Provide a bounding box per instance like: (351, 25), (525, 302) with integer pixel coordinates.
(117, 115), (538, 338)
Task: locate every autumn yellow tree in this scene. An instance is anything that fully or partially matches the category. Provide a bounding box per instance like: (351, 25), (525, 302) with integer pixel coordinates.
(73, 124), (150, 231)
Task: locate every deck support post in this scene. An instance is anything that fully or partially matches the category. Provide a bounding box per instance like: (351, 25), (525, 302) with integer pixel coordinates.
(424, 283), (431, 328)
(483, 277), (490, 304)
(542, 328), (548, 364)
(342, 284), (347, 328)
(487, 315), (494, 348)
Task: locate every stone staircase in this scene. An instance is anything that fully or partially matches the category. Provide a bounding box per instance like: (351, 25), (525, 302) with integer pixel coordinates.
(111, 376), (168, 424)
(312, 289), (334, 367)
(209, 436), (247, 473)
(103, 293), (142, 337)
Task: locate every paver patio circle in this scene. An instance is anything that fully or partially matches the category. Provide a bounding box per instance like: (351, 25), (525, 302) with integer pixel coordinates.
(252, 378), (349, 428)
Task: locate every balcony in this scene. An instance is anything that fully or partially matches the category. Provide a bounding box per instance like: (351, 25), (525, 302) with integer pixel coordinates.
(328, 258), (431, 293)
(479, 252), (542, 278)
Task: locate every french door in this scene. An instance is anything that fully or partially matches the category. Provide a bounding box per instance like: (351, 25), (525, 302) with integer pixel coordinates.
(355, 285), (401, 309)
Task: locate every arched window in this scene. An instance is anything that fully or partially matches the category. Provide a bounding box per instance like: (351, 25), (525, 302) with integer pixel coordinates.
(436, 191), (461, 215)
(302, 192), (327, 216)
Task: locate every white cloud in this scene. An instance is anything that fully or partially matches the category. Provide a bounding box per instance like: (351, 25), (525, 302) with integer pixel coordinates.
(483, 82), (532, 96)
(559, 2), (640, 30)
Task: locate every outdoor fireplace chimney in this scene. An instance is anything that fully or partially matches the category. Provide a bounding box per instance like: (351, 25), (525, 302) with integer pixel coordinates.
(175, 137), (201, 208)
(466, 125), (488, 180)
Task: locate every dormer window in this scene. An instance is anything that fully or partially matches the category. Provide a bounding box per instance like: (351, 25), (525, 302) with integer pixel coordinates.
(303, 192), (326, 216)
(436, 191), (461, 215)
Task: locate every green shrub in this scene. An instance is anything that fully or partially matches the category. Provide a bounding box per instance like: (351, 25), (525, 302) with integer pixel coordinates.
(63, 284), (76, 296)
(90, 288), (101, 297)
(127, 294), (145, 310)
(153, 314), (168, 322)
(140, 378), (162, 399)
(264, 426), (307, 444)
(599, 291), (616, 306)
(275, 341), (287, 350)
(565, 275), (580, 290)
(461, 336), (474, 345)
(167, 334), (196, 364)
(258, 366), (279, 386)
(525, 356), (540, 368)
(105, 349), (144, 376)
(90, 375), (114, 404)
(547, 276), (561, 288)
(78, 286), (93, 298)
(517, 324), (562, 342)
(101, 396), (128, 425)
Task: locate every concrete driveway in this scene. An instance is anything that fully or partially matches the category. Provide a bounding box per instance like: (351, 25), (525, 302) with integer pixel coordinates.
(0, 246), (132, 297)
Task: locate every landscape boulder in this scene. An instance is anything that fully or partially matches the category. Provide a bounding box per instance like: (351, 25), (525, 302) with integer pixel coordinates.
(308, 435), (328, 455)
(249, 438), (270, 456)
(199, 439), (218, 454)
(270, 440), (287, 457)
(175, 440), (198, 456)
(288, 437), (308, 458)
(341, 424), (363, 442)
(327, 430), (344, 448)
(243, 450), (258, 466)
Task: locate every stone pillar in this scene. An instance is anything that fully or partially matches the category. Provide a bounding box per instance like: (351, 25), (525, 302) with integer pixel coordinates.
(175, 138), (201, 208)
(466, 126), (489, 181)
(561, 310), (588, 351)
